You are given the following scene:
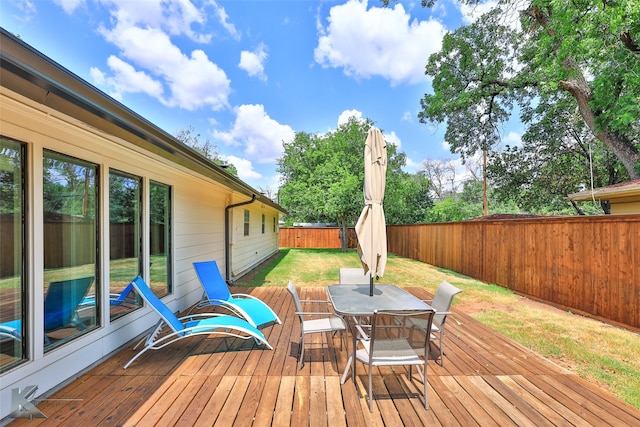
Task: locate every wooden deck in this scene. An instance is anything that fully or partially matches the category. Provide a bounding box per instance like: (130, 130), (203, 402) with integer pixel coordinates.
(10, 287), (640, 426)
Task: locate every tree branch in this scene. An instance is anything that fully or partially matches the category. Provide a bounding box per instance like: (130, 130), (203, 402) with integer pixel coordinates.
(620, 31), (640, 54)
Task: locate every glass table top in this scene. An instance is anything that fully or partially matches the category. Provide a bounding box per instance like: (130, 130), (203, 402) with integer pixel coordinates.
(327, 284), (433, 315)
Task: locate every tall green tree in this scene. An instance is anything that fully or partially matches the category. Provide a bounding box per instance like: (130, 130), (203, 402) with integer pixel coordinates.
(277, 117), (432, 250)
(410, 0), (640, 191)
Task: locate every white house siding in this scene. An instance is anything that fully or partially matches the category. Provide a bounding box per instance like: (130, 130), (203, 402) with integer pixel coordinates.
(228, 202), (280, 281)
(610, 201), (640, 215)
(0, 86), (281, 420)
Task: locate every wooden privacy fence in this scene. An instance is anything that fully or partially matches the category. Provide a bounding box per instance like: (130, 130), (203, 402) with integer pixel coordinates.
(0, 219), (166, 277)
(278, 217), (639, 330)
(387, 216), (640, 330)
(279, 227), (357, 249)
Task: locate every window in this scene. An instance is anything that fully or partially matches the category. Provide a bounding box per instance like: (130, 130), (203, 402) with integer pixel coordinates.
(149, 181), (171, 297)
(43, 150), (99, 351)
(109, 170), (142, 319)
(261, 214), (265, 234)
(0, 137), (26, 371)
(243, 210), (250, 236)
(273, 217), (276, 233)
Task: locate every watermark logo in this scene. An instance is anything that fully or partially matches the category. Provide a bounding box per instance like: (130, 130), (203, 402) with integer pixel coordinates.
(10, 385), (46, 419)
(9, 385), (84, 419)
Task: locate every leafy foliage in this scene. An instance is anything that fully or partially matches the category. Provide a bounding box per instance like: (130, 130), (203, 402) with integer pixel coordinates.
(277, 117), (433, 248)
(414, 0), (640, 212)
(0, 138), (23, 214)
(109, 173), (140, 223)
(42, 153), (96, 219)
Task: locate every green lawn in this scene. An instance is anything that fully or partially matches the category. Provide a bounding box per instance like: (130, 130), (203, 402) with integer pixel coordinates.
(236, 248), (640, 410)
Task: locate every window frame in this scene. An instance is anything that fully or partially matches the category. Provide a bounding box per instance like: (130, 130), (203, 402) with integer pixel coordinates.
(42, 149), (101, 352)
(0, 136), (28, 372)
(149, 180), (172, 297)
(243, 209), (250, 236)
(108, 169), (143, 320)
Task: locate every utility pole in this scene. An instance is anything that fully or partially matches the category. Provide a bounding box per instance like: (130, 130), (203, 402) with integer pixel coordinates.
(483, 148), (488, 216)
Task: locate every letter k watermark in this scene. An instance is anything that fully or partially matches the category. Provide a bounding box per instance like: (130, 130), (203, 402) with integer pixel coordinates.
(10, 385), (47, 419)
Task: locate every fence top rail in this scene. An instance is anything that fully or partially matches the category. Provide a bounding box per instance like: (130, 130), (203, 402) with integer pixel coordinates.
(387, 214), (640, 227)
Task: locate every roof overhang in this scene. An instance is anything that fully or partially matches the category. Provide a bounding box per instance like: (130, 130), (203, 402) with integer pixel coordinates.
(0, 28), (286, 214)
(567, 180), (640, 204)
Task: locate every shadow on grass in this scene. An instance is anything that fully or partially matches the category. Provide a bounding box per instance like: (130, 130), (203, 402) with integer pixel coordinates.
(232, 249), (290, 287)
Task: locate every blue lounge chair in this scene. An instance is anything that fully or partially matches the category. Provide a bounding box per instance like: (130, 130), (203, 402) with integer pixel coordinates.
(191, 260), (281, 329)
(80, 282), (138, 309)
(0, 276), (94, 343)
(0, 319), (22, 341)
(124, 276), (272, 369)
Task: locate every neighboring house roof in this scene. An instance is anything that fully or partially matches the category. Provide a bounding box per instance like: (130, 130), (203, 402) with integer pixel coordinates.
(0, 28), (286, 214)
(567, 179), (640, 203)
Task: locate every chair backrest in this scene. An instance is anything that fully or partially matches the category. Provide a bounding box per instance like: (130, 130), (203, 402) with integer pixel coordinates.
(130, 276), (185, 334)
(369, 310), (435, 360)
(432, 281), (462, 326)
(112, 282), (135, 306)
(339, 268), (371, 284)
(44, 276), (94, 330)
(286, 281), (304, 320)
(193, 260), (232, 301)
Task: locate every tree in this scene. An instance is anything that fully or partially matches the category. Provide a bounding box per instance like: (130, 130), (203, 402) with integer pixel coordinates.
(413, 0), (640, 189)
(277, 117), (433, 250)
(384, 172), (433, 224)
(174, 125), (238, 175)
(419, 159), (458, 200)
(488, 100), (624, 214)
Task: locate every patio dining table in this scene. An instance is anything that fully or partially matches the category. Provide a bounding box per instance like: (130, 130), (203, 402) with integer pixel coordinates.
(327, 284), (434, 384)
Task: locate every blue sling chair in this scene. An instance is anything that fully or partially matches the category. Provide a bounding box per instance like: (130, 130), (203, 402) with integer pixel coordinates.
(79, 282), (139, 310)
(0, 276), (94, 344)
(191, 260), (282, 329)
(124, 276), (272, 369)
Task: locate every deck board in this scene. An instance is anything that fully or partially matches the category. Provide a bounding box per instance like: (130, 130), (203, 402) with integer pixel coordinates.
(8, 286), (640, 426)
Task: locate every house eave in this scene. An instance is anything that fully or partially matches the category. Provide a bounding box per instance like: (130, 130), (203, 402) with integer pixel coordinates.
(568, 186), (640, 203)
(0, 28), (286, 214)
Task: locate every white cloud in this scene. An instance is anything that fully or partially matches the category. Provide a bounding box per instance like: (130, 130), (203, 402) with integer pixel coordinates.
(91, 56), (165, 101)
(221, 155), (262, 182)
(99, 0), (211, 43)
(458, 1), (521, 31)
(384, 130), (401, 149)
(337, 109), (363, 126)
(404, 157), (422, 173)
(239, 43), (268, 81)
(401, 111), (413, 123)
(211, 0), (241, 40)
(458, 1), (497, 25)
(213, 104), (295, 164)
(502, 130), (522, 148)
(8, 0), (36, 22)
(315, 0), (446, 86)
(53, 0), (83, 14)
(96, 18), (230, 111)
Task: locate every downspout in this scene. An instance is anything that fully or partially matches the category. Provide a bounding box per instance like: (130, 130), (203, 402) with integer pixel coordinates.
(225, 194), (257, 284)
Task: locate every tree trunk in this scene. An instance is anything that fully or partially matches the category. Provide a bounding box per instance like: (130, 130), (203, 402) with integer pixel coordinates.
(560, 77), (640, 180)
(337, 216), (349, 252)
(528, 6), (640, 180)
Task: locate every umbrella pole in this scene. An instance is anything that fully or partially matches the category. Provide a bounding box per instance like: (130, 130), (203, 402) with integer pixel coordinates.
(370, 204), (374, 296)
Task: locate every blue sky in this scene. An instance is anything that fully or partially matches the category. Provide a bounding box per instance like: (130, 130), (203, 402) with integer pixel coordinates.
(1, 0), (516, 193)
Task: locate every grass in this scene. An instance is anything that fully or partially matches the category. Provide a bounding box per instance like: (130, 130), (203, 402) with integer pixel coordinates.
(235, 248), (640, 409)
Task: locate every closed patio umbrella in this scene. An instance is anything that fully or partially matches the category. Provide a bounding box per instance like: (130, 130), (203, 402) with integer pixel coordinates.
(355, 127), (387, 296)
